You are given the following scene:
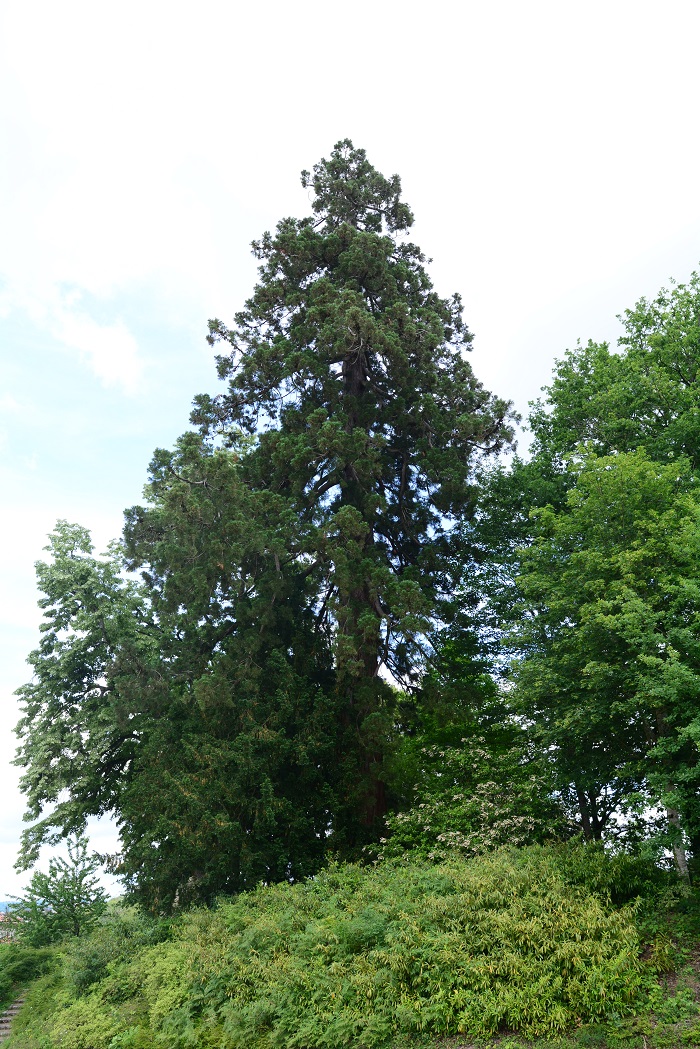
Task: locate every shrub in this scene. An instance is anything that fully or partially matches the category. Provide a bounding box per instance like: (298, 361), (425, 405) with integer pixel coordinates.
(62, 903), (170, 994)
(379, 739), (566, 863)
(138, 848), (651, 1045)
(6, 849), (664, 1047)
(536, 840), (668, 905)
(47, 996), (122, 1049)
(0, 944), (55, 1009)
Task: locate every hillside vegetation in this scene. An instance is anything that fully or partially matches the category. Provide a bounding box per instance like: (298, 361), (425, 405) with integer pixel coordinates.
(9, 145), (700, 1047)
(4, 845), (700, 1049)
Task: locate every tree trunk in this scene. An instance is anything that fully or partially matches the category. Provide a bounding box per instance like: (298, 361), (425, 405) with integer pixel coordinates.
(575, 786), (604, 841)
(655, 711), (691, 885)
(338, 339), (387, 832)
(667, 803), (691, 885)
(588, 791), (603, 841)
(575, 785), (593, 841)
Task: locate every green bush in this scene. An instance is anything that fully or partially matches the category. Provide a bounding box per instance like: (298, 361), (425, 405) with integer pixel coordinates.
(541, 841), (668, 905)
(0, 943), (55, 1008)
(5, 848), (667, 1047)
(44, 996), (122, 1049)
(62, 903), (170, 994)
(137, 848), (651, 1045)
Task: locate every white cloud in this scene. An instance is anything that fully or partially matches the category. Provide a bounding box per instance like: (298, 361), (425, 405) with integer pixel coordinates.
(0, 273), (145, 393)
(2, 1), (700, 408)
(52, 308), (143, 392)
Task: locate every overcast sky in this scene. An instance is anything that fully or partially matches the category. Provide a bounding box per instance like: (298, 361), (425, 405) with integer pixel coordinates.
(1, 0), (700, 896)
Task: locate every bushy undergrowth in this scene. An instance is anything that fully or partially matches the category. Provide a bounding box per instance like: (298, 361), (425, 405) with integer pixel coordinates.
(7, 845), (667, 1049)
(61, 902), (171, 994)
(0, 944), (55, 1010)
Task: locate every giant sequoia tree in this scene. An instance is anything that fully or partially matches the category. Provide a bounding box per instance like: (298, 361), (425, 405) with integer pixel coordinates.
(184, 140), (512, 837)
(196, 143), (511, 687)
(16, 142), (512, 908)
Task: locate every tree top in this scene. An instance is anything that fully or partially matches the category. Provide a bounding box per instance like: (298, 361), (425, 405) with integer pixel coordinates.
(301, 138), (414, 233)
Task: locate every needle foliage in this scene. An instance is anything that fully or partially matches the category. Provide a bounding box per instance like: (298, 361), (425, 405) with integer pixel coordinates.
(14, 142), (512, 908)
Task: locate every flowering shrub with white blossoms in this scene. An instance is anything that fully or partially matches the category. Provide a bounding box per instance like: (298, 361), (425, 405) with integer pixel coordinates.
(377, 738), (567, 861)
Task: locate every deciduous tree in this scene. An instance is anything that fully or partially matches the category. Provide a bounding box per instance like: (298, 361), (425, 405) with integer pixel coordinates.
(510, 450), (700, 873)
(9, 836), (107, 945)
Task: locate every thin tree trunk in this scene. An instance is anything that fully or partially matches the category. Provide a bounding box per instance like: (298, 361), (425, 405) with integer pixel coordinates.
(655, 709), (691, 886)
(667, 803), (691, 884)
(575, 785), (593, 841)
(588, 791), (603, 841)
(689, 832), (700, 877)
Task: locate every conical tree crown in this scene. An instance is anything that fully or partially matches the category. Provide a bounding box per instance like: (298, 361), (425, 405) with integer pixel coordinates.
(301, 138), (414, 232)
(196, 140), (512, 688)
(13, 143), (515, 907)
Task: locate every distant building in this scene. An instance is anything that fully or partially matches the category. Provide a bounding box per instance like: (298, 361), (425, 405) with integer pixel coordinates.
(0, 912), (18, 940)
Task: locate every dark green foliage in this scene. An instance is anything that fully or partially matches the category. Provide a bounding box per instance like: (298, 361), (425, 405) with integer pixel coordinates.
(542, 841), (670, 906)
(380, 622), (567, 861)
(117, 432), (342, 908)
(379, 733), (565, 862)
(197, 137), (513, 687)
(15, 142), (512, 908)
(11, 154), (700, 1049)
(193, 139), (513, 837)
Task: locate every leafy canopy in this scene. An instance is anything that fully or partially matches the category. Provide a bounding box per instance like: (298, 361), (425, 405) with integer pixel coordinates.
(478, 276), (700, 858)
(8, 835), (108, 946)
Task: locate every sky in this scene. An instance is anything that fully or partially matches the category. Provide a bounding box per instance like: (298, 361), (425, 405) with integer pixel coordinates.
(1, 0), (700, 897)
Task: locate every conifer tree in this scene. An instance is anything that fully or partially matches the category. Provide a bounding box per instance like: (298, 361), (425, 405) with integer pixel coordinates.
(190, 140), (513, 834)
(8, 835), (107, 945)
(16, 142), (513, 905)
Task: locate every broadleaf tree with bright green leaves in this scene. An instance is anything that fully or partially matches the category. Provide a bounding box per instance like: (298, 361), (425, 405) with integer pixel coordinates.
(472, 274), (700, 867)
(8, 835), (107, 945)
(528, 272), (700, 469)
(509, 450), (700, 873)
